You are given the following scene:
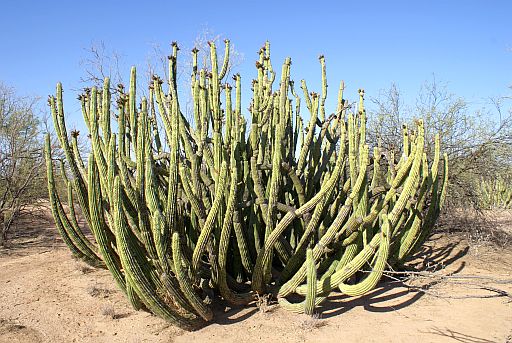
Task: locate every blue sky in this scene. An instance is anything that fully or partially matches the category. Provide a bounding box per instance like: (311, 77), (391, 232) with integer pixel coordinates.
(1, 0), (510, 130)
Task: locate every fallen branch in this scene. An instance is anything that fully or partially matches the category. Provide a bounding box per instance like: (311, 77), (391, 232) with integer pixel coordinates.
(382, 269), (512, 284)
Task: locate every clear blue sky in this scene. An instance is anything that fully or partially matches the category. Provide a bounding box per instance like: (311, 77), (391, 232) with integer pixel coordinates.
(1, 0), (510, 129)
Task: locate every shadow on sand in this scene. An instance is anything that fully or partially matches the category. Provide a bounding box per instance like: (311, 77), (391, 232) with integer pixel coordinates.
(0, 212), (65, 257)
(209, 232), (469, 326)
(1, 212), (471, 328)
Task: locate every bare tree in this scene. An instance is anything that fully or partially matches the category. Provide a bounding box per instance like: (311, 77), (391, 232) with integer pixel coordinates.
(0, 83), (45, 245)
(79, 41), (124, 89)
(368, 82), (405, 151)
(78, 30), (245, 145)
(368, 77), (512, 209)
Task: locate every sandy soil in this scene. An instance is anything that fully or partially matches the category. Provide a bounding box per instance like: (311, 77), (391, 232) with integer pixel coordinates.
(1, 211), (511, 343)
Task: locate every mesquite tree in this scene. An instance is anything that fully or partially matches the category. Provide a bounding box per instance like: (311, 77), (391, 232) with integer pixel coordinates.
(0, 83), (45, 245)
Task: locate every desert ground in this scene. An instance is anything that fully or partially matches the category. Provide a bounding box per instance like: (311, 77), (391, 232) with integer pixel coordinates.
(1, 211), (511, 343)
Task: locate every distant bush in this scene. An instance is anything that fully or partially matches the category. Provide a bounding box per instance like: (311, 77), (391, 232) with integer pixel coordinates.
(0, 83), (46, 245)
(368, 79), (512, 211)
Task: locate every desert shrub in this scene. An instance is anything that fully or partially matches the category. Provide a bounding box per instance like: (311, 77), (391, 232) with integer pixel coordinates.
(368, 79), (512, 211)
(0, 83), (46, 245)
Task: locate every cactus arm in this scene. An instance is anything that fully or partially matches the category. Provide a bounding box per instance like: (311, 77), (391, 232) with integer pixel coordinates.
(172, 232), (213, 321)
(101, 77), (112, 142)
(297, 90), (319, 174)
(338, 213), (390, 296)
(304, 248), (317, 315)
(87, 153), (127, 293)
(218, 39), (230, 80)
(128, 67), (137, 151)
(50, 86), (91, 225)
(166, 87), (180, 241)
(111, 176), (200, 330)
(45, 135), (102, 267)
(192, 161), (228, 272)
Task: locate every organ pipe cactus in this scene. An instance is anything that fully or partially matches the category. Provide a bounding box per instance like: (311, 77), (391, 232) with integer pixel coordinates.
(479, 177), (512, 209)
(45, 40), (448, 330)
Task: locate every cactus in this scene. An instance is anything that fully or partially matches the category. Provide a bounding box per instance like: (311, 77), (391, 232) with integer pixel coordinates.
(479, 177), (512, 209)
(45, 40), (448, 329)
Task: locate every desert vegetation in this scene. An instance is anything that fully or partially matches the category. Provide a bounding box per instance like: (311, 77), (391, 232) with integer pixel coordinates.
(0, 84), (46, 246)
(0, 20), (510, 341)
(39, 40), (512, 332)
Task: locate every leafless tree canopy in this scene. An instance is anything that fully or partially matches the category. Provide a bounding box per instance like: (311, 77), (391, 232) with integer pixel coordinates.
(368, 77), (512, 210)
(78, 30), (244, 146)
(79, 42), (124, 89)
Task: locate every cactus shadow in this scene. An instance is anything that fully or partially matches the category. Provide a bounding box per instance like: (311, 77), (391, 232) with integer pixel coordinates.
(318, 234), (469, 318)
(317, 283), (424, 318)
(407, 234), (469, 271)
(210, 302), (260, 325)
(113, 312), (133, 320)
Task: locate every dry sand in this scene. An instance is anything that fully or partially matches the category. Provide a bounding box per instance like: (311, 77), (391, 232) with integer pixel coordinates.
(1, 211), (511, 343)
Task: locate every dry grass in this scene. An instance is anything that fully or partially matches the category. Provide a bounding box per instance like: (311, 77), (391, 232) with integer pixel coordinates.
(101, 304), (117, 320)
(86, 284), (113, 298)
(297, 313), (326, 331)
(75, 262), (95, 274)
